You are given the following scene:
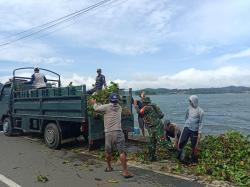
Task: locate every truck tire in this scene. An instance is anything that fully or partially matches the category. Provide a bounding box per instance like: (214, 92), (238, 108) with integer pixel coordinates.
(44, 123), (61, 149)
(3, 118), (13, 136)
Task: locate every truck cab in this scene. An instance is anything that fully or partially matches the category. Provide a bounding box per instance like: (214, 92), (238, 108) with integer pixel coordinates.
(0, 82), (12, 127)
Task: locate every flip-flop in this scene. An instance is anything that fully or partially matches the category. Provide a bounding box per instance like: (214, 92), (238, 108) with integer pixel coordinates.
(123, 173), (134, 179)
(104, 167), (113, 172)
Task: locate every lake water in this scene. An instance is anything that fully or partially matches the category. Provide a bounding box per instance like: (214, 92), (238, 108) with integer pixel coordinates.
(133, 93), (250, 135)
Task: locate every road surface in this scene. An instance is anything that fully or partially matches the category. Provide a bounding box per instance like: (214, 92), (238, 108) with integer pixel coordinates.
(0, 132), (204, 187)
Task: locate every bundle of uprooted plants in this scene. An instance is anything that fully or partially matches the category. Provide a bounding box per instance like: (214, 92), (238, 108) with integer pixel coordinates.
(128, 131), (250, 186)
(87, 82), (131, 118)
(87, 82), (118, 118)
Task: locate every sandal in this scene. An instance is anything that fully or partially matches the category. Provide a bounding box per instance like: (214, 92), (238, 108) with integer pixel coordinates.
(123, 173), (134, 179)
(104, 167), (113, 172)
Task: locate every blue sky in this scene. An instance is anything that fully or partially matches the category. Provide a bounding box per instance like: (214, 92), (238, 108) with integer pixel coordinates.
(1, 0), (250, 89)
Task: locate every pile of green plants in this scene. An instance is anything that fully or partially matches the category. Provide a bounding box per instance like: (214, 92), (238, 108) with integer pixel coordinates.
(87, 82), (131, 117)
(196, 131), (250, 186)
(87, 82), (119, 116)
(126, 131), (250, 186)
(89, 82), (119, 104)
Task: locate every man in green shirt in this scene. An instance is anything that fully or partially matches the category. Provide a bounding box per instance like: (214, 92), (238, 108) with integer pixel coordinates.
(137, 97), (164, 161)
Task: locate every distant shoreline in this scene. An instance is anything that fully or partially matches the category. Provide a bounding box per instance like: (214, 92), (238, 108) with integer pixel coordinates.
(134, 86), (250, 95)
(135, 92), (250, 96)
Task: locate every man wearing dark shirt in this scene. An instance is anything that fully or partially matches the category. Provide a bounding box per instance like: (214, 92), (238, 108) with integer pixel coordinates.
(87, 68), (107, 95)
(134, 91), (146, 136)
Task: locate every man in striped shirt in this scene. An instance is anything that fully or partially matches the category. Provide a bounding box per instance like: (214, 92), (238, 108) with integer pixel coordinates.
(91, 93), (133, 178)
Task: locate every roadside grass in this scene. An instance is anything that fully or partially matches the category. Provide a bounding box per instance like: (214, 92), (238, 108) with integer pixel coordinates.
(74, 131), (249, 186)
(128, 131), (250, 186)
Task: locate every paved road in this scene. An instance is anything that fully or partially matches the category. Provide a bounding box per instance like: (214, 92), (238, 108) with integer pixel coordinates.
(0, 132), (204, 187)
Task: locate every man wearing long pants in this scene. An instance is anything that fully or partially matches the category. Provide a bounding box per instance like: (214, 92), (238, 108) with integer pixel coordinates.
(178, 95), (204, 163)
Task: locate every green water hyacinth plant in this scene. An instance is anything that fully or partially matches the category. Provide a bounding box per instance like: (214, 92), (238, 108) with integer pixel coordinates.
(197, 131), (250, 186)
(87, 82), (119, 116)
(127, 131), (249, 186)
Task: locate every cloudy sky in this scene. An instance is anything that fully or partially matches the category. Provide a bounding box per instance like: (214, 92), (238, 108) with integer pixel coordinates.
(0, 0), (250, 89)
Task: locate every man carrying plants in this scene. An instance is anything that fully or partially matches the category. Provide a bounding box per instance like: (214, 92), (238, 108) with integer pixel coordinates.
(91, 93), (133, 178)
(137, 97), (164, 161)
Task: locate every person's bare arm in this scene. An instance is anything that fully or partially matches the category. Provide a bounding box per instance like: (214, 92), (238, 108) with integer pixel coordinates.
(91, 99), (108, 112)
(173, 124), (180, 148)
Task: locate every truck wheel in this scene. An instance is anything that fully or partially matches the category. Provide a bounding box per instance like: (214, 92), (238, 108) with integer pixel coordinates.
(44, 123), (61, 149)
(3, 118), (13, 136)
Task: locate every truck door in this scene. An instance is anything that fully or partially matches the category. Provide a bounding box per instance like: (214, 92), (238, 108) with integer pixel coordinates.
(0, 84), (11, 123)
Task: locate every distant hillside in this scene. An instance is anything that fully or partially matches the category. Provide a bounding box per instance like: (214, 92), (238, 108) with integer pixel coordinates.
(134, 86), (250, 95)
(0, 83), (3, 90)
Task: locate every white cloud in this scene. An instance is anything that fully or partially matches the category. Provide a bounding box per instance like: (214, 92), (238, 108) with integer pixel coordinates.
(0, 0), (176, 55)
(55, 66), (250, 89)
(61, 73), (95, 89)
(0, 0), (250, 70)
(1, 66), (250, 89)
(216, 48), (250, 63)
(60, 0), (175, 54)
(1, 0), (250, 56)
(0, 42), (73, 65)
(167, 0), (250, 54)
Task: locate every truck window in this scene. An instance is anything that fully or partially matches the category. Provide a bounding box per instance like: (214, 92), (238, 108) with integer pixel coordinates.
(0, 86), (10, 98)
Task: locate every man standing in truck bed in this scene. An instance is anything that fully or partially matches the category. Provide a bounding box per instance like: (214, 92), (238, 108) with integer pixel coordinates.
(27, 67), (47, 89)
(87, 68), (107, 95)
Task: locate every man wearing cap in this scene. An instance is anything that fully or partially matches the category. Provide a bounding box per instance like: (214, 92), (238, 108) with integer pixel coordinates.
(91, 93), (133, 178)
(87, 68), (107, 95)
(28, 67), (47, 89)
(139, 97), (164, 161)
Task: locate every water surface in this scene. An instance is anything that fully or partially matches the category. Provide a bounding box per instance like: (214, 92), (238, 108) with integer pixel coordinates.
(133, 93), (250, 135)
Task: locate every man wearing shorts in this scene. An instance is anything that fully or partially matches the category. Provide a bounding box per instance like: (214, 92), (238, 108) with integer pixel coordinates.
(92, 93), (133, 178)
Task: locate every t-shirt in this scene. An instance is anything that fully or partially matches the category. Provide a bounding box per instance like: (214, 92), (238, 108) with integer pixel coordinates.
(95, 74), (106, 90)
(137, 100), (144, 118)
(31, 73), (47, 88)
(93, 103), (122, 133)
